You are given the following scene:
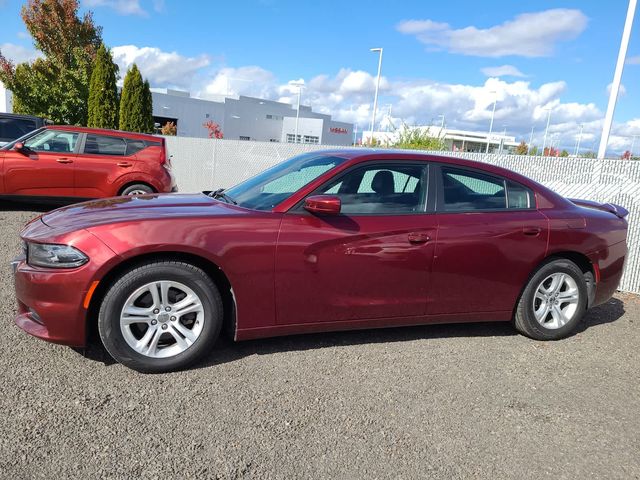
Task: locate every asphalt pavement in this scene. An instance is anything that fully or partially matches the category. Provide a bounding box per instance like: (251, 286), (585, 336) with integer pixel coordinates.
(0, 204), (638, 479)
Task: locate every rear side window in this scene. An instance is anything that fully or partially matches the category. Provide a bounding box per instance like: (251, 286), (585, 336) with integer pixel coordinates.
(441, 167), (506, 211)
(440, 166), (534, 212)
(507, 181), (534, 209)
(84, 134), (127, 156)
(125, 139), (147, 155)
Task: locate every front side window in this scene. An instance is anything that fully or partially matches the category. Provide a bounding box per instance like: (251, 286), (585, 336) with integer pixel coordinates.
(316, 163), (428, 215)
(24, 130), (79, 153)
(0, 118), (37, 143)
(84, 134), (127, 156)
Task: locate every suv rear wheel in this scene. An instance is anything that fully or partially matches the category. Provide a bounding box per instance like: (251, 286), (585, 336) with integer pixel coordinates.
(121, 183), (154, 196)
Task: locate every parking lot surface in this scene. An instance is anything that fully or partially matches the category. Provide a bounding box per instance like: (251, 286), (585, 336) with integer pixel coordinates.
(0, 205), (639, 479)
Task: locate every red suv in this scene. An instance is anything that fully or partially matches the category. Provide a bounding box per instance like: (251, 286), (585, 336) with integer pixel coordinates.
(0, 125), (177, 199)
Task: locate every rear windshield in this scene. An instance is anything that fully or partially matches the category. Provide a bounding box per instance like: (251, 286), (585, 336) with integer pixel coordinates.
(0, 117), (39, 143)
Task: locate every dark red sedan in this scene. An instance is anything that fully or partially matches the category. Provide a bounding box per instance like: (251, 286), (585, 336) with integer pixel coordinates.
(13, 150), (628, 372)
(0, 125), (177, 199)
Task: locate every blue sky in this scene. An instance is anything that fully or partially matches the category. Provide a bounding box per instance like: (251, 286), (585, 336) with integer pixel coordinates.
(1, 0), (639, 152)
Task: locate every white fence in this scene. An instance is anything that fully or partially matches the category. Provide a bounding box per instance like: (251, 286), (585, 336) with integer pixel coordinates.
(165, 137), (640, 294)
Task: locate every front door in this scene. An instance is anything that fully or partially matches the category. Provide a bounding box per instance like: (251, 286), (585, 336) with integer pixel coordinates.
(275, 162), (436, 325)
(2, 129), (78, 196)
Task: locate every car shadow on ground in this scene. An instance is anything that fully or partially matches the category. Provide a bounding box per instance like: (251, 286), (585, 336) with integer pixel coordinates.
(75, 297), (626, 371)
(0, 199), (69, 213)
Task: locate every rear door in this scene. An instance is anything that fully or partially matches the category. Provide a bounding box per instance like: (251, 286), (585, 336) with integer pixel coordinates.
(429, 164), (549, 315)
(75, 133), (136, 197)
(2, 129), (78, 196)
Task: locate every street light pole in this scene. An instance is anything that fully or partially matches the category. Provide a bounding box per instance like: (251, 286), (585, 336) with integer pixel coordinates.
(574, 123), (584, 156)
(598, 0), (637, 159)
(485, 92), (497, 154)
(631, 134), (638, 156)
(542, 108), (552, 155)
(292, 82), (304, 144)
(369, 47), (383, 145)
(528, 126), (535, 155)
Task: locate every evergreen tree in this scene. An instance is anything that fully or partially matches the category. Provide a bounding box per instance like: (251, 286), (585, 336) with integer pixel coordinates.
(87, 44), (119, 129)
(119, 64), (147, 132)
(142, 79), (154, 133)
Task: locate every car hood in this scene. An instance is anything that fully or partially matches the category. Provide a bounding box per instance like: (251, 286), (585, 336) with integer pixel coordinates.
(41, 193), (248, 230)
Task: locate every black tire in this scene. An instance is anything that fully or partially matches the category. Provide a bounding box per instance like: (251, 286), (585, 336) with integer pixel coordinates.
(514, 258), (588, 340)
(120, 183), (154, 196)
(98, 261), (223, 373)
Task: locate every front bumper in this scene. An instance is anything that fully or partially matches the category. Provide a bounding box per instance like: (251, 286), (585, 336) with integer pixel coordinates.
(13, 257), (91, 346)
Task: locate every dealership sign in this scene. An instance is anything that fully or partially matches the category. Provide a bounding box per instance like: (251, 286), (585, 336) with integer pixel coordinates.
(330, 127), (348, 134)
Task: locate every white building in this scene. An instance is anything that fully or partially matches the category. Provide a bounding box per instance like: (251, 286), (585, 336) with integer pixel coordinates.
(0, 81), (13, 113)
(151, 89), (354, 146)
(362, 126), (520, 153)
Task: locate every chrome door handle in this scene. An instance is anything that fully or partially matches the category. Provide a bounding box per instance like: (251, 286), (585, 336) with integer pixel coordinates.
(56, 158), (73, 164)
(408, 233), (431, 244)
(117, 162), (133, 168)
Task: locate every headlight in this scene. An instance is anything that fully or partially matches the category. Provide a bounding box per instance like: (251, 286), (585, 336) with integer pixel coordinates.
(27, 242), (88, 268)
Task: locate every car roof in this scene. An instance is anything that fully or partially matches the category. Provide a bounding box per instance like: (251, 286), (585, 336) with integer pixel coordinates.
(46, 125), (160, 142)
(0, 112), (48, 121)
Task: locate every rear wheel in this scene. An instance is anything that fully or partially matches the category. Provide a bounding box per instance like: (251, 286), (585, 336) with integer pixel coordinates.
(121, 183), (154, 196)
(98, 261), (222, 372)
(514, 259), (588, 340)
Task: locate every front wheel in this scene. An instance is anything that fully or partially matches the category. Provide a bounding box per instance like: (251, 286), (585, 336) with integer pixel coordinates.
(514, 259), (588, 340)
(98, 261), (223, 372)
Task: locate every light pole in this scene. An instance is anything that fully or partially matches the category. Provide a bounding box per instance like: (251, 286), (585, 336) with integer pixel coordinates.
(485, 91), (497, 154)
(291, 82), (304, 143)
(598, 0), (637, 159)
(369, 47), (383, 145)
(437, 114), (445, 128)
(542, 107), (552, 155)
(574, 123), (584, 156)
(528, 126), (535, 155)
(631, 134), (638, 156)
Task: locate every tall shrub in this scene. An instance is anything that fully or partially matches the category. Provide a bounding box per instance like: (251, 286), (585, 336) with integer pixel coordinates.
(119, 64), (152, 133)
(87, 43), (119, 129)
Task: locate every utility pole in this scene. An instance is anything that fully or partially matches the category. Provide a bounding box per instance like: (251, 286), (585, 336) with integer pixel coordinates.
(542, 108), (552, 155)
(485, 92), (497, 154)
(369, 48), (383, 145)
(598, 0), (636, 159)
(574, 123), (584, 156)
(528, 126), (535, 155)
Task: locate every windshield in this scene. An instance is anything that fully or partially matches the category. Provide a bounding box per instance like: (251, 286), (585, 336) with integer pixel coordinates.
(224, 152), (347, 210)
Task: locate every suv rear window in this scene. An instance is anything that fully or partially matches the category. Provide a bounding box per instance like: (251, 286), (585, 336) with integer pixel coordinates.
(0, 118), (38, 142)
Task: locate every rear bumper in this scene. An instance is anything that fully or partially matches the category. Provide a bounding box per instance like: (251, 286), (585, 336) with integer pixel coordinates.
(591, 240), (627, 306)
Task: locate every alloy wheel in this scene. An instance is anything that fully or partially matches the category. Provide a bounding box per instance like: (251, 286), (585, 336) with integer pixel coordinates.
(532, 273), (580, 330)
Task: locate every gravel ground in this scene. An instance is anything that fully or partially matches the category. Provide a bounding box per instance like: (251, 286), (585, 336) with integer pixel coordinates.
(0, 204), (639, 479)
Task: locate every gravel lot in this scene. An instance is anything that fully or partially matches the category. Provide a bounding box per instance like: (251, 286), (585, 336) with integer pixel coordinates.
(0, 203), (639, 479)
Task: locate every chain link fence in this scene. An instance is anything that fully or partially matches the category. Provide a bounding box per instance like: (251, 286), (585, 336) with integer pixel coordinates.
(166, 137), (639, 294)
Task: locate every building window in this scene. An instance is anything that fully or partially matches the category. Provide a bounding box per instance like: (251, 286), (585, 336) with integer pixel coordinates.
(269, 139), (279, 142)
(286, 134), (319, 144)
(239, 136), (250, 141)
(266, 114), (283, 120)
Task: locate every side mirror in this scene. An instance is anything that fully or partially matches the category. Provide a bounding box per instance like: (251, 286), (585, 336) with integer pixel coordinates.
(304, 195), (341, 215)
(14, 142), (27, 154)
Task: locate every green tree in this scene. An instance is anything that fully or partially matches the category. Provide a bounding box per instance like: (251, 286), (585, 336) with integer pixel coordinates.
(119, 64), (153, 133)
(87, 43), (119, 129)
(559, 149), (569, 157)
(529, 146), (539, 156)
(393, 125), (446, 151)
(0, 0), (102, 124)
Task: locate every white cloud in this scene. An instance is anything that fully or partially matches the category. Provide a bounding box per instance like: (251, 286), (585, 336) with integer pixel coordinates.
(397, 9), (588, 57)
(83, 0), (146, 16)
(481, 65), (526, 77)
(112, 45), (210, 89)
(626, 56), (640, 65)
(200, 66), (278, 99)
(0, 43), (40, 63)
